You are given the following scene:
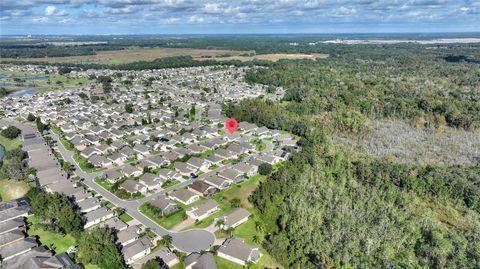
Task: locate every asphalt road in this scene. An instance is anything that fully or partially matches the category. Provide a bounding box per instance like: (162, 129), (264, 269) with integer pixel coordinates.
(49, 130), (275, 253)
(50, 131), (215, 253)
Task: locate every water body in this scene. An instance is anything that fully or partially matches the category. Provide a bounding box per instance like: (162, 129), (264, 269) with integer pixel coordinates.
(0, 144), (5, 162)
(20, 75), (49, 81)
(0, 83), (15, 87)
(7, 88), (38, 97)
(0, 74), (10, 78)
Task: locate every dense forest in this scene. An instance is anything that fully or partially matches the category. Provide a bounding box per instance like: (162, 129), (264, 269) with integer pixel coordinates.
(224, 44), (480, 268)
(243, 47), (480, 130)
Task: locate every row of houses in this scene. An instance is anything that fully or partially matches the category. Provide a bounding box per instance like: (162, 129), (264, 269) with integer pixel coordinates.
(0, 199), (81, 268)
(4, 120), (156, 266)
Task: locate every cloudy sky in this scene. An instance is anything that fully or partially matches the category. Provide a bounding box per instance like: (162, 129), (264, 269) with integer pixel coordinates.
(1, 0), (479, 35)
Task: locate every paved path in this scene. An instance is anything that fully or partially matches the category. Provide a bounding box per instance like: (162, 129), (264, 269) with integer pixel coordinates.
(50, 131), (215, 253)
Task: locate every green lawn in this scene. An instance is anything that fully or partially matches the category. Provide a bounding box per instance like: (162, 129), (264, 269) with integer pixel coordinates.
(118, 213), (134, 222)
(184, 175), (266, 230)
(159, 210), (187, 229)
(233, 218), (262, 245)
(0, 179), (30, 201)
(0, 136), (21, 151)
(27, 216), (77, 253)
(94, 177), (114, 191)
(59, 136), (74, 151)
(252, 139), (266, 151)
(84, 264), (104, 269)
(169, 262), (185, 269)
(162, 180), (180, 189)
(139, 202), (187, 230)
(73, 154), (106, 173)
(198, 149), (214, 158)
(215, 256), (243, 269)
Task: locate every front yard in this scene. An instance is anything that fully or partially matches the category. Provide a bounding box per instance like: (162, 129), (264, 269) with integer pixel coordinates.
(139, 202), (187, 230)
(73, 154), (106, 173)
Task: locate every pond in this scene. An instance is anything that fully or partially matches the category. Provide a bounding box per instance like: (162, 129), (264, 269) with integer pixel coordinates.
(7, 88), (38, 97)
(0, 144), (5, 162)
(0, 83), (15, 87)
(19, 75), (49, 81)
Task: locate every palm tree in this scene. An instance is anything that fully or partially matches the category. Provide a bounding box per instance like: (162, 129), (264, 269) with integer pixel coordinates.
(160, 234), (173, 250)
(245, 261), (254, 269)
(226, 227), (234, 237)
(254, 220), (264, 232)
(230, 198), (241, 208)
(252, 235), (261, 244)
(215, 219), (225, 229)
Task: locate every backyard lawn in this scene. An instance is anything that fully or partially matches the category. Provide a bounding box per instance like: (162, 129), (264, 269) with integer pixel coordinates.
(0, 136), (21, 151)
(27, 216), (77, 253)
(215, 256), (243, 269)
(184, 175), (265, 230)
(0, 179), (30, 201)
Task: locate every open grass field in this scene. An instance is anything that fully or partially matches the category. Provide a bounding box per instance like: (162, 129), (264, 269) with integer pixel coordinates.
(0, 179), (30, 201)
(2, 48), (328, 65)
(2, 48), (253, 65)
(200, 53), (329, 62)
(0, 69), (94, 94)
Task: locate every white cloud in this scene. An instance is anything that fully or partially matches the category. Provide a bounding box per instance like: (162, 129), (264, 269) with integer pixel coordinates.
(104, 5), (138, 14)
(45, 5), (68, 16)
(188, 15), (204, 23)
(32, 17), (49, 23)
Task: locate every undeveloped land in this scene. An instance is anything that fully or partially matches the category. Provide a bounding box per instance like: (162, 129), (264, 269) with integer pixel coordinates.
(198, 53), (329, 62)
(2, 48), (328, 64)
(335, 120), (480, 166)
(2, 48), (253, 65)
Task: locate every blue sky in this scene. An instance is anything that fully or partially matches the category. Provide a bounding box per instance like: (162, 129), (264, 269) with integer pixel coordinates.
(1, 0), (479, 35)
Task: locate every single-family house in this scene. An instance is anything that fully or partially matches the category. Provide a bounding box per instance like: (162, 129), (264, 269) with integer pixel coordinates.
(120, 165), (143, 177)
(122, 236), (152, 264)
(184, 252), (217, 269)
(217, 237), (260, 266)
(232, 162), (258, 177)
(139, 173), (161, 190)
(188, 181), (218, 197)
(186, 157), (209, 172)
(204, 175), (231, 190)
(218, 168), (245, 184)
(120, 179), (147, 195)
(186, 199), (219, 221)
(169, 189), (200, 205)
(103, 169), (123, 184)
(215, 208), (251, 230)
(84, 207), (114, 228)
(117, 225), (141, 247)
(149, 195), (179, 216)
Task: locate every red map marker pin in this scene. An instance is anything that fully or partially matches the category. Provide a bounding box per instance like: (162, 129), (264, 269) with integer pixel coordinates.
(225, 118), (238, 134)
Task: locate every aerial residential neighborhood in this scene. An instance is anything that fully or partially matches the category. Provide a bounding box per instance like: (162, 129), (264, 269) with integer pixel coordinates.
(2, 1), (479, 268)
(0, 63), (297, 268)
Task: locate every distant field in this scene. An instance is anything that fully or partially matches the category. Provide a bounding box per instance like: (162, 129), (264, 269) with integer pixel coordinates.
(2, 47), (328, 65)
(199, 53), (329, 62)
(2, 48), (253, 65)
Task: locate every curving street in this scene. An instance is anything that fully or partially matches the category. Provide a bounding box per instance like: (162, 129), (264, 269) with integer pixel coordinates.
(50, 131), (216, 252)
